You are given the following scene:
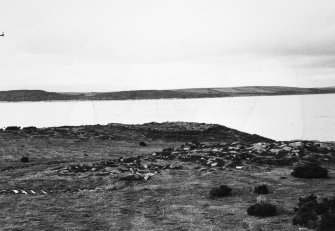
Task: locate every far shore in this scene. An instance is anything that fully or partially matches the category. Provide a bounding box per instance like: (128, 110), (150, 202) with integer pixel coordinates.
(1, 86), (335, 102)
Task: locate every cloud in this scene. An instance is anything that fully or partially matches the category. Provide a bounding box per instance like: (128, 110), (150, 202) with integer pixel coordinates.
(1, 0), (335, 90)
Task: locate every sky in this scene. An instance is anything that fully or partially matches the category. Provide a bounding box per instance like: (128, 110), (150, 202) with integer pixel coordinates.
(1, 0), (335, 92)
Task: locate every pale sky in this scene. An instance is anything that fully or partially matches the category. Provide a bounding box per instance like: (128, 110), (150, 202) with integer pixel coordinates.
(1, 0), (335, 91)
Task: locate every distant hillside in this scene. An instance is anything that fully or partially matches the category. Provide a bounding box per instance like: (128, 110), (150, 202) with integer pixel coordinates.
(0, 90), (78, 101)
(1, 86), (335, 102)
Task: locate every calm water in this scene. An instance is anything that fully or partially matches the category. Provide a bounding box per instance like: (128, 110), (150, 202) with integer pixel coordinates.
(0, 94), (334, 141)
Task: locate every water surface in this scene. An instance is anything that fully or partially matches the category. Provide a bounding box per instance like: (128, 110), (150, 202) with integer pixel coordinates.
(0, 94), (334, 141)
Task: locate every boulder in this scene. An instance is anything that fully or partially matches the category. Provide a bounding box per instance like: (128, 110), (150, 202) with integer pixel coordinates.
(252, 143), (268, 154)
(206, 158), (225, 167)
(269, 149), (281, 154)
(282, 146), (293, 152)
(289, 142), (304, 149)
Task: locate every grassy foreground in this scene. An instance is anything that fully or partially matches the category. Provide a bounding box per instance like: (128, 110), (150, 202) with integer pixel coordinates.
(0, 122), (334, 231)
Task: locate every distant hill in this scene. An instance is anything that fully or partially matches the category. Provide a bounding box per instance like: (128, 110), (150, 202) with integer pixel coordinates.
(1, 86), (335, 102)
(0, 90), (78, 101)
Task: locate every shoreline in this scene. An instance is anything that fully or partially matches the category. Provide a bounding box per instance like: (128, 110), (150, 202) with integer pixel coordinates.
(1, 121), (334, 143)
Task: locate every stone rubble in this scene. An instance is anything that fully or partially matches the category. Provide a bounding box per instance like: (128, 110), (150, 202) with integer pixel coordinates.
(2, 140), (334, 195)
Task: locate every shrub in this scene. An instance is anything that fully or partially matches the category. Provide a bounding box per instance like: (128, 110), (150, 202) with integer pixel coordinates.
(254, 185), (269, 195)
(293, 195), (335, 230)
(318, 212), (335, 231)
(5, 126), (20, 131)
(139, 141), (147, 146)
(291, 163), (328, 179)
(296, 194), (318, 208)
(319, 197), (335, 213)
(209, 185), (232, 198)
(20, 157), (29, 163)
(293, 205), (319, 228)
(247, 202), (277, 217)
(23, 126), (37, 131)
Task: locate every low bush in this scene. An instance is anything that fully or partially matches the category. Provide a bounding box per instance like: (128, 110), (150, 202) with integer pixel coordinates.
(247, 202), (277, 217)
(291, 163), (328, 179)
(254, 185), (269, 195)
(209, 185), (232, 198)
(296, 194), (318, 209)
(319, 212), (335, 231)
(139, 141), (147, 146)
(20, 157), (29, 163)
(293, 205), (319, 228)
(23, 126), (37, 132)
(5, 126), (20, 131)
(293, 194), (335, 230)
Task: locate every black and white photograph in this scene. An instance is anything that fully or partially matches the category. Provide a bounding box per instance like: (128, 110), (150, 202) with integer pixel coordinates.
(1, 0), (335, 230)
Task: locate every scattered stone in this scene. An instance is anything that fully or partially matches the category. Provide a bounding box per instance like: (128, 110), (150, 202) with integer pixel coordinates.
(256, 196), (268, 203)
(21, 190), (28, 195)
(143, 173), (156, 181)
(104, 181), (127, 191)
(206, 158), (225, 167)
(283, 146), (293, 152)
(297, 228), (312, 231)
(289, 142), (304, 149)
(270, 149), (281, 154)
